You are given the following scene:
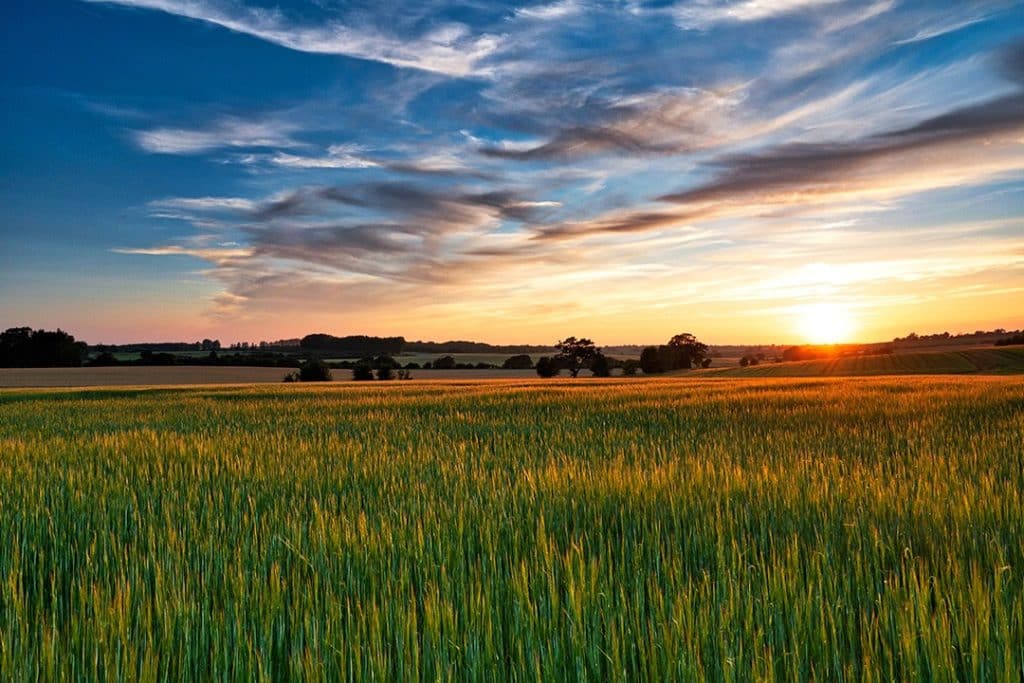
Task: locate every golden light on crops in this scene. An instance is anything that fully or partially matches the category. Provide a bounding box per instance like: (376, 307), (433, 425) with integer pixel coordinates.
(795, 302), (857, 344)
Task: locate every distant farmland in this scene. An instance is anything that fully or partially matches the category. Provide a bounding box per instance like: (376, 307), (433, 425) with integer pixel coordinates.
(1, 377), (1021, 679)
(705, 346), (1024, 377)
(0, 366), (537, 387)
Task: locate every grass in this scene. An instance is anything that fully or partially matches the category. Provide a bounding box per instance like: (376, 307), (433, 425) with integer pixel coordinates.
(1, 377), (1021, 680)
(705, 347), (1024, 377)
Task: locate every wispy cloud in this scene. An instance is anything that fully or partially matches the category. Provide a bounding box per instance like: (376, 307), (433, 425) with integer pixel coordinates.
(84, 0), (501, 76)
(893, 14), (992, 45)
(515, 0), (583, 21)
(92, 3), (1024, 339)
(134, 117), (299, 154)
(112, 245), (254, 261)
(480, 87), (740, 161)
(674, 0), (841, 29)
(150, 196), (257, 212)
(660, 91), (1024, 208)
(263, 144), (379, 169)
(530, 46), (1024, 242)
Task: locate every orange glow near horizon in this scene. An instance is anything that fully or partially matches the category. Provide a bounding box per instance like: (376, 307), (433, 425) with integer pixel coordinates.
(795, 303), (857, 345)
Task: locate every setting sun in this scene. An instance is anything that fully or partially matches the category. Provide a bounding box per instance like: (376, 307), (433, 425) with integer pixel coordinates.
(796, 303), (857, 344)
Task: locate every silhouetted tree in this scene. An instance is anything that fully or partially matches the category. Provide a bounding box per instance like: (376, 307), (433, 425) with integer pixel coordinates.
(376, 365), (394, 381)
(666, 332), (709, 369)
(433, 355), (456, 370)
(88, 351), (120, 367)
(621, 359), (640, 376)
(701, 358), (712, 368)
(352, 364), (374, 381)
(301, 333), (405, 356)
(535, 356), (559, 378)
(139, 350), (176, 365)
(640, 346), (664, 374)
(641, 333), (710, 373)
(555, 337), (598, 378)
(502, 354), (533, 369)
(373, 354), (400, 369)
(0, 327), (88, 367)
(298, 358), (332, 381)
(590, 353), (611, 377)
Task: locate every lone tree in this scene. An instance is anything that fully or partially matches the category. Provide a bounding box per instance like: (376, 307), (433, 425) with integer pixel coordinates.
(667, 332), (709, 369)
(554, 337), (599, 378)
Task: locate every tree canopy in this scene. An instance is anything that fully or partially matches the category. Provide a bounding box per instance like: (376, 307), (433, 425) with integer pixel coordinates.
(640, 332), (709, 374)
(0, 327), (88, 367)
(554, 337), (599, 378)
(535, 356), (559, 378)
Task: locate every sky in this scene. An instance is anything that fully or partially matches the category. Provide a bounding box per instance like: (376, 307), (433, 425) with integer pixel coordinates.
(1, 0), (1022, 345)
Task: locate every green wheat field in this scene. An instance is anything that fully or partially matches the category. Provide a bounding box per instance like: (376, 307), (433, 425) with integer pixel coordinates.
(1, 377), (1021, 680)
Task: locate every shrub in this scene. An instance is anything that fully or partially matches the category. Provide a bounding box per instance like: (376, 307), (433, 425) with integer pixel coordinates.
(590, 353), (611, 377)
(502, 354), (533, 369)
(374, 355), (400, 369)
(535, 356), (559, 378)
(433, 355), (457, 370)
(376, 366), (394, 381)
(352, 365), (374, 381)
(297, 359), (332, 382)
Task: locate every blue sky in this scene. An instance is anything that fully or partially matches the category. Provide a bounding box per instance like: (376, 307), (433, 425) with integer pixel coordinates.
(1, 0), (1022, 344)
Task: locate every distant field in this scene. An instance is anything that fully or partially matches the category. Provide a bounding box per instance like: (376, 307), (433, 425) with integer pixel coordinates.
(0, 366), (294, 387)
(333, 352), (528, 366)
(108, 350), (213, 361)
(704, 346), (1024, 377)
(0, 366), (538, 387)
(1, 377), (1021, 679)
(2, 346), (1020, 388)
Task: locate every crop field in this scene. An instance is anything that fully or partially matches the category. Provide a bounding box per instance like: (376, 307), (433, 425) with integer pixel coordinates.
(706, 347), (1024, 378)
(1, 377), (1021, 680)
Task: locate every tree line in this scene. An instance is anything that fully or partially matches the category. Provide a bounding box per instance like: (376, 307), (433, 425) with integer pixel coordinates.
(298, 333), (554, 357)
(0, 327), (88, 367)
(530, 333), (711, 379)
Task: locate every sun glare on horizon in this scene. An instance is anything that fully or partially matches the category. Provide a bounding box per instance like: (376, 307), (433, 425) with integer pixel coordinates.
(795, 303), (857, 345)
